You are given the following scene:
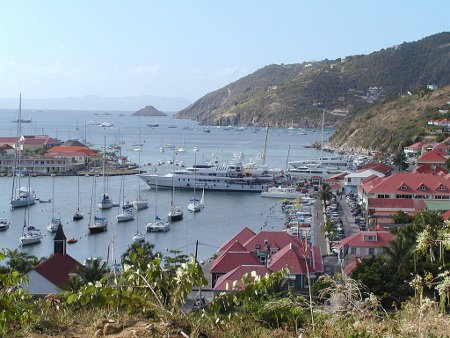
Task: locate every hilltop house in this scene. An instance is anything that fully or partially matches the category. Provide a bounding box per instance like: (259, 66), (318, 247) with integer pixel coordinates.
(211, 228), (323, 291)
(23, 225), (82, 296)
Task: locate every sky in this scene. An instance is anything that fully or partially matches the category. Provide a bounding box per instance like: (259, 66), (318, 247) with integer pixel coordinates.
(0, 0), (449, 103)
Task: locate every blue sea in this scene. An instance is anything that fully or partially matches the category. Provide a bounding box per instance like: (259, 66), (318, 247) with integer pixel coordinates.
(0, 108), (332, 263)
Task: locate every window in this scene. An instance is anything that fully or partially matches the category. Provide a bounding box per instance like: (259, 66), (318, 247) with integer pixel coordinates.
(350, 247), (357, 254)
(255, 244), (260, 250)
(437, 185), (446, 191)
(347, 178), (352, 183)
(418, 185), (427, 191)
(377, 194), (389, 199)
(396, 194), (413, 199)
(368, 248), (375, 255)
(364, 235), (377, 241)
(415, 195), (428, 199)
(399, 184), (408, 190)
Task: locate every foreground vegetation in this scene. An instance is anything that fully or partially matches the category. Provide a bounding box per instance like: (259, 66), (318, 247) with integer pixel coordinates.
(1, 213), (450, 337)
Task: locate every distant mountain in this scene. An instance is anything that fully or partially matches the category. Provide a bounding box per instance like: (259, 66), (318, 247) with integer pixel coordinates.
(132, 105), (167, 116)
(0, 95), (191, 112)
(176, 32), (450, 128)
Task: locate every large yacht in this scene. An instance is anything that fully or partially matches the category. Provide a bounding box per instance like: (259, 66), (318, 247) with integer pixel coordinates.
(139, 156), (285, 193)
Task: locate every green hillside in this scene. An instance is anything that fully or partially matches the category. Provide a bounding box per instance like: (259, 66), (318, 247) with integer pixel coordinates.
(176, 32), (450, 129)
(329, 85), (450, 153)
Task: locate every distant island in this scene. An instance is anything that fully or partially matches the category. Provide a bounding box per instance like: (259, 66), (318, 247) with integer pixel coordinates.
(131, 105), (167, 116)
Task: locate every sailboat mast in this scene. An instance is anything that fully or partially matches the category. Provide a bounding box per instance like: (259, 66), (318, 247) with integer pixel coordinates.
(285, 144), (291, 171)
(77, 174), (80, 211)
(320, 110), (325, 165)
(262, 125), (269, 166)
(51, 175), (55, 219)
(103, 135), (107, 196)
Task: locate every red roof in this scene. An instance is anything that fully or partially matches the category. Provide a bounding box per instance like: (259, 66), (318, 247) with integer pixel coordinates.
(33, 253), (82, 288)
(414, 163), (448, 175)
(360, 163), (392, 175)
(361, 172), (450, 195)
(368, 198), (425, 211)
(22, 136), (61, 146)
(219, 227), (256, 253)
(0, 137), (19, 143)
(214, 265), (271, 291)
(47, 145), (98, 156)
(442, 210), (450, 220)
(210, 251), (260, 273)
(405, 142), (423, 150)
(417, 150), (446, 164)
(339, 231), (395, 250)
(243, 231), (303, 253)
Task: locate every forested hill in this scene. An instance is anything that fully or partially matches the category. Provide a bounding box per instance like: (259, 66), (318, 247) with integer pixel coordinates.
(176, 32), (450, 129)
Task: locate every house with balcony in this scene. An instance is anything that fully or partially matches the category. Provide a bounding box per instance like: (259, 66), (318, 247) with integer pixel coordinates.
(46, 145), (101, 170)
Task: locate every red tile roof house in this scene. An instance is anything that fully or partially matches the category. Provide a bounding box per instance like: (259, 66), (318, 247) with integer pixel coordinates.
(416, 149), (447, 166)
(22, 135), (62, 152)
(22, 225), (82, 296)
(338, 231), (395, 275)
(46, 145), (101, 170)
(211, 228), (323, 291)
(359, 172), (450, 226)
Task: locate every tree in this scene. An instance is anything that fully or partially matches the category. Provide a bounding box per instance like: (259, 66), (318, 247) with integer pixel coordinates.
(318, 183), (333, 204)
(163, 249), (189, 275)
(121, 242), (161, 271)
(393, 148), (408, 172)
(67, 258), (109, 291)
(392, 210), (414, 224)
(1, 249), (43, 274)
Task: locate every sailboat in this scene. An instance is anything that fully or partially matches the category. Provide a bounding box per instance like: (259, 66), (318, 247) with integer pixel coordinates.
(132, 201), (145, 243)
(47, 174), (62, 232)
(117, 175), (135, 222)
(133, 128), (148, 210)
(146, 177), (170, 232)
(89, 175), (108, 234)
(73, 174), (84, 220)
(20, 175), (42, 245)
(168, 153), (183, 222)
(187, 151), (202, 213)
(98, 135), (113, 209)
(11, 94), (36, 209)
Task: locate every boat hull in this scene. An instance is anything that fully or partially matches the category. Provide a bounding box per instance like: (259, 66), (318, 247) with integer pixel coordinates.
(11, 197), (36, 208)
(88, 225), (107, 234)
(168, 210), (183, 222)
(20, 234), (42, 245)
(139, 174), (271, 192)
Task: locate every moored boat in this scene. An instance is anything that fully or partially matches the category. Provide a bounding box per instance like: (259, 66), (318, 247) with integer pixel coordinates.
(261, 186), (305, 199)
(0, 218), (10, 231)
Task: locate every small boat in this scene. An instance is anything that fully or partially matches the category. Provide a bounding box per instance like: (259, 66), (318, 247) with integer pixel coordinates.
(89, 216), (108, 234)
(168, 205), (183, 221)
(0, 218), (10, 231)
(117, 207), (135, 222)
(147, 123), (159, 128)
(133, 232), (145, 243)
(146, 217), (170, 232)
(47, 218), (62, 232)
(147, 177), (169, 232)
(73, 175), (84, 220)
(67, 238), (78, 244)
(39, 198), (52, 203)
(187, 198), (202, 213)
(47, 175), (61, 232)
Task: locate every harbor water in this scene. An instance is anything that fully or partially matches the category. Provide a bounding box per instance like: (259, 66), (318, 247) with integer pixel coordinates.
(0, 109), (333, 263)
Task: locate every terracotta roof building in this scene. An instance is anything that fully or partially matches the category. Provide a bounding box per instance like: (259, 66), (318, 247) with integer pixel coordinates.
(339, 231), (395, 275)
(212, 229), (323, 291)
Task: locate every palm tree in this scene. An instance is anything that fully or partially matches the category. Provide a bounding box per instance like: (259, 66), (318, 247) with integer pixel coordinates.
(67, 258), (109, 290)
(318, 183), (333, 204)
